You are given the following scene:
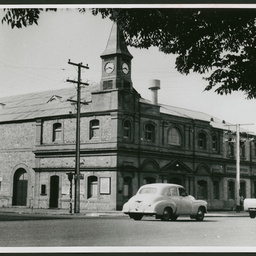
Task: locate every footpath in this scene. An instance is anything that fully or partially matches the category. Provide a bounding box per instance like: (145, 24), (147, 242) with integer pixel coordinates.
(0, 207), (249, 218)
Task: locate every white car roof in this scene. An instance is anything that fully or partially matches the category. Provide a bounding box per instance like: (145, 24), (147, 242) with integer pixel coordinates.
(140, 183), (184, 189)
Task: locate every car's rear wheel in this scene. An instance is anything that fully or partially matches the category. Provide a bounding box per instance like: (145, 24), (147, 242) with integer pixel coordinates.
(129, 213), (143, 221)
(195, 207), (205, 221)
(249, 212), (256, 219)
(161, 208), (172, 221)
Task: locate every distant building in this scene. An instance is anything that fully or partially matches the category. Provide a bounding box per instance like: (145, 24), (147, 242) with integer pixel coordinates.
(0, 23), (256, 211)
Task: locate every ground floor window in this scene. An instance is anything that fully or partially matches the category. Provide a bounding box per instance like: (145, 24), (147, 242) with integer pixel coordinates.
(213, 180), (219, 199)
(123, 176), (132, 198)
(88, 176), (98, 199)
(143, 177), (156, 184)
(228, 180), (235, 200)
(197, 180), (208, 199)
(240, 181), (246, 198)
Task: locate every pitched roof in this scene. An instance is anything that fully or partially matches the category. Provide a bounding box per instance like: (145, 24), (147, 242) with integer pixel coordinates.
(0, 84), (99, 122)
(140, 98), (234, 132)
(101, 22), (133, 59)
(0, 85), (250, 134)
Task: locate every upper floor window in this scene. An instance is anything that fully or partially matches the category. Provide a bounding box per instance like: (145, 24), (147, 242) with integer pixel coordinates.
(123, 120), (131, 139)
(53, 123), (62, 142)
(144, 123), (155, 142)
(90, 119), (100, 139)
(168, 127), (182, 146)
(198, 132), (207, 150)
(212, 135), (218, 151)
(254, 142), (256, 157)
(227, 141), (235, 157)
(240, 140), (246, 158)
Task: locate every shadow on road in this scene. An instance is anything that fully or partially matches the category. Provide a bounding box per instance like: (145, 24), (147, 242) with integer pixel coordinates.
(0, 213), (72, 221)
(137, 219), (218, 223)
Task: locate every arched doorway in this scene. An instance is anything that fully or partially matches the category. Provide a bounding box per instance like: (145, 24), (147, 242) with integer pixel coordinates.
(12, 168), (28, 206)
(49, 175), (59, 208)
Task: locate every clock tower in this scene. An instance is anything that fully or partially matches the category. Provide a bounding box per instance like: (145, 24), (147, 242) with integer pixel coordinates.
(100, 22), (133, 91)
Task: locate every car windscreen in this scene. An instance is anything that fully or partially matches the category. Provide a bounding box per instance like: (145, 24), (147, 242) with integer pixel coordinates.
(138, 187), (157, 194)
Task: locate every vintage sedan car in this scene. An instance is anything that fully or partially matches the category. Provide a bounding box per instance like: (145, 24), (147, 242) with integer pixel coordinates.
(123, 183), (207, 221)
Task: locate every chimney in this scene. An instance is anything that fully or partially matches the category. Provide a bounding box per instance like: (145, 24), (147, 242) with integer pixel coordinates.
(148, 79), (160, 105)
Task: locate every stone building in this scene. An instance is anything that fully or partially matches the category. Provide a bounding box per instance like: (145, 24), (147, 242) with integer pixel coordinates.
(0, 23), (256, 211)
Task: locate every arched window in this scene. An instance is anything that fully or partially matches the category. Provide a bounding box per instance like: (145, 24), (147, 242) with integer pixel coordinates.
(123, 120), (131, 139)
(87, 176), (98, 199)
(228, 180), (235, 200)
(145, 123), (155, 142)
(197, 180), (208, 199)
(168, 127), (182, 146)
(198, 132), (207, 150)
(213, 180), (219, 199)
(90, 119), (100, 139)
(53, 123), (62, 142)
(212, 135), (218, 151)
(123, 176), (132, 198)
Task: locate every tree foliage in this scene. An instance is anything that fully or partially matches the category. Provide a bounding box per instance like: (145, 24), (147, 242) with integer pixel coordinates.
(1, 8), (57, 28)
(2, 8), (256, 99)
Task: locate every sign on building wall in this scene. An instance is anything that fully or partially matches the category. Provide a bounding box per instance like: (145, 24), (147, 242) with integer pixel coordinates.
(100, 177), (111, 195)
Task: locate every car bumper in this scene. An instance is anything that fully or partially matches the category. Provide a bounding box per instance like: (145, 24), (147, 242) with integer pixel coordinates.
(123, 210), (156, 216)
(123, 204), (156, 215)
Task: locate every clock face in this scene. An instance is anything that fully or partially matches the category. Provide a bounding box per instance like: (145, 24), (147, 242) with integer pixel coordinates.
(122, 63), (129, 74)
(105, 62), (115, 74)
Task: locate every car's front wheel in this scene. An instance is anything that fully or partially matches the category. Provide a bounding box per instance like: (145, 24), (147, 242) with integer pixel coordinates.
(195, 207), (205, 221)
(161, 207), (172, 221)
(129, 213), (143, 221)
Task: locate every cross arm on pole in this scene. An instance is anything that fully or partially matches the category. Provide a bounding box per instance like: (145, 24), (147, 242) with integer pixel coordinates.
(66, 79), (89, 87)
(68, 59), (89, 69)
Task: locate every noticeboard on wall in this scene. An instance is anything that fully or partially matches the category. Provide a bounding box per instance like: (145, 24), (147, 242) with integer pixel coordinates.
(100, 177), (111, 195)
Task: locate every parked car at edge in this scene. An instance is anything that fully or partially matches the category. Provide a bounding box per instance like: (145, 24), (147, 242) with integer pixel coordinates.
(244, 198), (256, 218)
(122, 183), (207, 221)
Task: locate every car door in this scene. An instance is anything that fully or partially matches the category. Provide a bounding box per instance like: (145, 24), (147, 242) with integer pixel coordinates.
(166, 187), (181, 215)
(178, 187), (193, 214)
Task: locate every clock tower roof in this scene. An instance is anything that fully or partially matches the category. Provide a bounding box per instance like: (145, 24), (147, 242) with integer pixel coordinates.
(101, 22), (133, 59)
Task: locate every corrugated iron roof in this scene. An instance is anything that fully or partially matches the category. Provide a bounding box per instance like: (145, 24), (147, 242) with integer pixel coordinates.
(0, 85), (249, 134)
(0, 84), (99, 122)
(140, 98), (235, 132)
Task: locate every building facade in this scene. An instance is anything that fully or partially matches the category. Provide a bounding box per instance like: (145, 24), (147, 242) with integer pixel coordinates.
(1, 23), (256, 211)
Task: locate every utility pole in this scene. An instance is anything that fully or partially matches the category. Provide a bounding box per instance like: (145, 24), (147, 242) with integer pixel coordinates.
(67, 59), (89, 214)
(226, 123), (254, 211)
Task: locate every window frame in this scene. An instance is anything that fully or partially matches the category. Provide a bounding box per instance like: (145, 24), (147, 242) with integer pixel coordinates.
(212, 134), (218, 151)
(168, 127), (182, 146)
(144, 123), (156, 142)
(87, 175), (98, 199)
(89, 119), (100, 140)
(123, 119), (132, 140)
(198, 132), (207, 150)
(52, 122), (62, 142)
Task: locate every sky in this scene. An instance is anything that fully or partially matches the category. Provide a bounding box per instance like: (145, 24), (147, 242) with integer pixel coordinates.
(1, 7), (256, 133)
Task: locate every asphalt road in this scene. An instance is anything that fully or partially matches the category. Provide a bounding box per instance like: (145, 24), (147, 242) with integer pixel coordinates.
(0, 213), (255, 247)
